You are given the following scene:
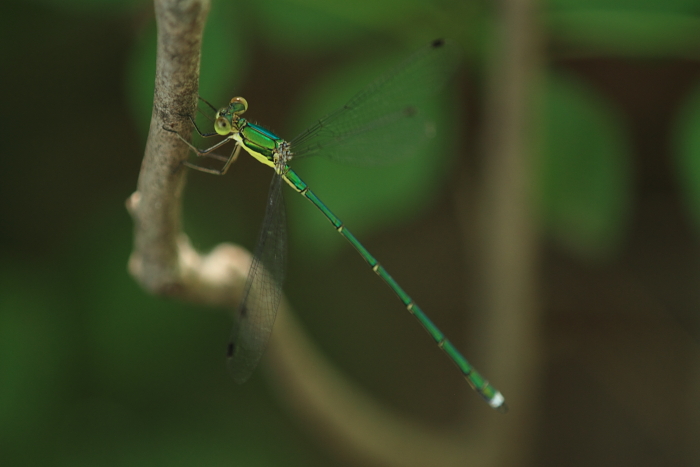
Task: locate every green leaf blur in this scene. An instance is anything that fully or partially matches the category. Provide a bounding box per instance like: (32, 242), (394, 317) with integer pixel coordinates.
(538, 71), (632, 260)
(674, 81), (700, 232)
(546, 0), (700, 57)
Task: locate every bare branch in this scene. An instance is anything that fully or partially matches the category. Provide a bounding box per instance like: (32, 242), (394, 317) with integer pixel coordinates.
(128, 0), (250, 304)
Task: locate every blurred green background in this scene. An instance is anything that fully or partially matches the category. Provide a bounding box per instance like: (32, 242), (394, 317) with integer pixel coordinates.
(3, 0), (700, 465)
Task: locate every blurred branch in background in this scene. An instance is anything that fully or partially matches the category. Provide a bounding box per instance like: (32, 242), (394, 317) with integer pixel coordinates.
(459, 0), (542, 464)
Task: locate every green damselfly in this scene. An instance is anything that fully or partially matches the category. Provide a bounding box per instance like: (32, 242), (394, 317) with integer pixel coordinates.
(167, 39), (507, 411)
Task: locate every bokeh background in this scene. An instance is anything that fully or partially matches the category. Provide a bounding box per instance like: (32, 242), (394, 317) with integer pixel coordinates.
(3, 0), (700, 465)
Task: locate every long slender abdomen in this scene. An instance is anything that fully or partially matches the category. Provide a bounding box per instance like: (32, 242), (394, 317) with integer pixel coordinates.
(282, 168), (506, 411)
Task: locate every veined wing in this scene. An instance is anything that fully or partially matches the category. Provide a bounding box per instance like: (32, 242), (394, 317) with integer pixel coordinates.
(290, 39), (461, 165)
(227, 174), (287, 383)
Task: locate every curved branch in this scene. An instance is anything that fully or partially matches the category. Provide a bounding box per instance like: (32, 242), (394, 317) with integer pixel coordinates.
(267, 305), (482, 467)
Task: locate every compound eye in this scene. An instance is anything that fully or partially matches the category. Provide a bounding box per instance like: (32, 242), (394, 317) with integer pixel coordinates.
(230, 96), (248, 115)
(215, 116), (231, 135)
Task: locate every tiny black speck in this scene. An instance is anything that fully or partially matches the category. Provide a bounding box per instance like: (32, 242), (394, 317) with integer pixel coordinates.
(431, 38), (445, 48)
(227, 341), (235, 357)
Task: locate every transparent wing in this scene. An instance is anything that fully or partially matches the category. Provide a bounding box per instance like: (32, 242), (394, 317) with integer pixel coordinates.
(290, 39), (461, 165)
(227, 174), (287, 383)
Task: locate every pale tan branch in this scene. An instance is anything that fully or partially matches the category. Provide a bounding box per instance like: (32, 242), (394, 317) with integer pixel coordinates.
(128, 0), (250, 303)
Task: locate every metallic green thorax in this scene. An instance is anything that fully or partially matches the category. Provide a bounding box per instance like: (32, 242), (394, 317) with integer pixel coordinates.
(236, 120), (283, 167)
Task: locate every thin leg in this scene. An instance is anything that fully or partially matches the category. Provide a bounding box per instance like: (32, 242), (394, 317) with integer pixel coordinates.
(218, 142), (241, 174)
(183, 141), (241, 175)
(164, 115), (217, 137)
(194, 97), (217, 124)
(163, 126), (235, 156)
(196, 107), (215, 123)
(188, 115), (218, 138)
(198, 96), (218, 112)
(204, 153), (230, 163)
